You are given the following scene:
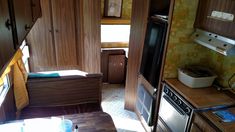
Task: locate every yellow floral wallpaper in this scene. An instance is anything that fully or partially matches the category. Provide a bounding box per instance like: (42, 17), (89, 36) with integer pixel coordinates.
(163, 0), (235, 87)
(207, 51), (235, 87)
(101, 0), (132, 20)
(163, 0), (209, 78)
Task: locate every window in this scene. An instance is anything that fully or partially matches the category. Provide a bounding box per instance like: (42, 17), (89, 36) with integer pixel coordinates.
(0, 75), (10, 106)
(101, 25), (130, 42)
(0, 75), (9, 94)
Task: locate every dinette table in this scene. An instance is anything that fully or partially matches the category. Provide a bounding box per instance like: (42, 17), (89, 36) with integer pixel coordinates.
(0, 111), (117, 132)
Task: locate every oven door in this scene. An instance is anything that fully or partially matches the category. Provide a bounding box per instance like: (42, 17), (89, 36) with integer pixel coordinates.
(159, 95), (189, 132)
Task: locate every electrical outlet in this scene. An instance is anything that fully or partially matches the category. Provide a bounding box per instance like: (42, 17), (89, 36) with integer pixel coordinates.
(211, 11), (234, 21)
(222, 13), (234, 21)
(211, 11), (221, 18)
(232, 82), (235, 88)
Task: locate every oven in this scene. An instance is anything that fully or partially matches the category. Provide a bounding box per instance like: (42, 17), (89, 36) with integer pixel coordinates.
(158, 83), (193, 132)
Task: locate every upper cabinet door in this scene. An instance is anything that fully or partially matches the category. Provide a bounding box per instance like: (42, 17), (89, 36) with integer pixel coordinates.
(12, 0), (33, 46)
(0, 0), (15, 72)
(51, 0), (78, 66)
(31, 0), (42, 22)
(194, 0), (235, 39)
(27, 0), (57, 72)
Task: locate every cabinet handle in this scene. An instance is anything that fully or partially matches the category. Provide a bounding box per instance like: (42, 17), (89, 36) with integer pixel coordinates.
(5, 19), (12, 30)
(25, 24), (31, 31)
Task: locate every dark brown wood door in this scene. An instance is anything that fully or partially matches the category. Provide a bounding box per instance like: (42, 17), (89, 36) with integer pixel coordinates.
(13, 0), (33, 46)
(108, 55), (126, 83)
(0, 0), (15, 73)
(31, 0), (42, 22)
(51, 0), (78, 67)
(27, 0), (57, 72)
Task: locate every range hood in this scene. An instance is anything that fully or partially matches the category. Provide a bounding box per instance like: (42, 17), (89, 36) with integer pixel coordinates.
(192, 29), (235, 56)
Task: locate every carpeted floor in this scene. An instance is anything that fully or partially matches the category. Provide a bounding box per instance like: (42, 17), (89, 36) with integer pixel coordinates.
(101, 84), (145, 132)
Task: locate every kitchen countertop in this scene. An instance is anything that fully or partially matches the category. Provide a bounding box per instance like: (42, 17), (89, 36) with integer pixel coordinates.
(202, 107), (235, 131)
(165, 79), (235, 110)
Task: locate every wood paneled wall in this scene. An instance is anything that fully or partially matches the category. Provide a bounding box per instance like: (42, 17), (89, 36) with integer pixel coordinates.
(124, 0), (150, 110)
(78, 0), (101, 73)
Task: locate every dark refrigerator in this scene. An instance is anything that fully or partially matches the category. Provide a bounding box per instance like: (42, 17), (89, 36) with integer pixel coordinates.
(136, 16), (168, 126)
(140, 16), (168, 89)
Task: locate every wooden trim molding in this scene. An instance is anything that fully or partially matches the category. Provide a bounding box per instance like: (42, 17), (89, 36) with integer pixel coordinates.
(101, 42), (129, 48)
(101, 18), (130, 25)
(124, 0), (150, 111)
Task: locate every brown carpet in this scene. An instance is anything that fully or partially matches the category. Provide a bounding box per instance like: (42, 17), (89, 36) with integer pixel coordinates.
(20, 103), (101, 119)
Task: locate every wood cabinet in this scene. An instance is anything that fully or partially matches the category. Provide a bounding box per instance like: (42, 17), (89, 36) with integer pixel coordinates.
(108, 55), (126, 84)
(51, 0), (77, 67)
(101, 50), (126, 83)
(0, 0), (15, 74)
(11, 0), (33, 47)
(31, 0), (42, 22)
(27, 0), (57, 71)
(27, 0), (101, 73)
(195, 0), (235, 39)
(27, 0), (79, 72)
(0, 0), (41, 74)
(190, 113), (217, 132)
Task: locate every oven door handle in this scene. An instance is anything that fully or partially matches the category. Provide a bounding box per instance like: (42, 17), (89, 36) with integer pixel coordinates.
(163, 95), (186, 116)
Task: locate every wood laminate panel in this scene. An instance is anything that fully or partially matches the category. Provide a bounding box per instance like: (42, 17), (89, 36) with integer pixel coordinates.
(195, 0), (235, 39)
(74, 0), (82, 69)
(20, 103), (101, 119)
(31, 0), (42, 22)
(51, 0), (78, 67)
(124, 0), (149, 110)
(0, 88), (16, 122)
(0, 106), (5, 123)
(202, 107), (235, 131)
(80, 0), (101, 73)
(101, 50), (125, 82)
(108, 55), (126, 84)
(101, 19), (130, 25)
(63, 112), (116, 132)
(2, 88), (16, 121)
(27, 0), (57, 72)
(27, 74), (102, 107)
(13, 0), (33, 45)
(165, 79), (235, 109)
(191, 113), (217, 132)
(0, 0), (15, 73)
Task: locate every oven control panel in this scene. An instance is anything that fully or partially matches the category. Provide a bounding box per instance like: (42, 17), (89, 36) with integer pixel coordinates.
(163, 86), (192, 115)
